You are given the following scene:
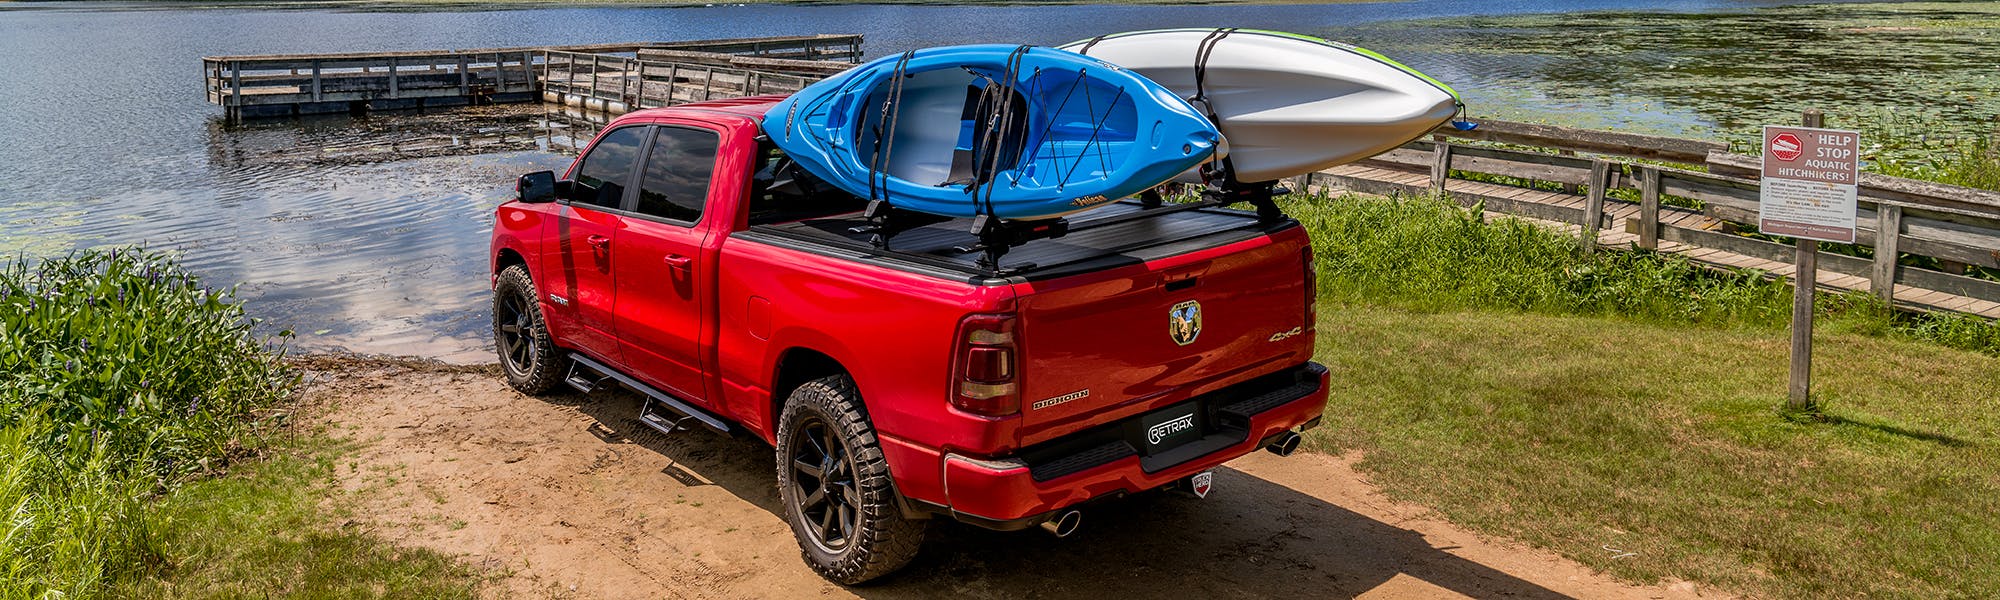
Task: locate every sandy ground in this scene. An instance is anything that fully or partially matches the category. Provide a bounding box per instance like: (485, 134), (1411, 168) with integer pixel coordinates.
(303, 357), (1717, 600)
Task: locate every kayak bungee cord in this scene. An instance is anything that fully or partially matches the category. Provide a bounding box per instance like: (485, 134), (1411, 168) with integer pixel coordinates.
(1057, 86), (1125, 192)
(1017, 66), (1082, 178)
(980, 45), (1028, 218)
(1074, 33), (1109, 55)
(866, 51), (915, 206)
(1007, 65), (1046, 188)
(1191, 28), (1238, 183)
(970, 45), (1032, 221)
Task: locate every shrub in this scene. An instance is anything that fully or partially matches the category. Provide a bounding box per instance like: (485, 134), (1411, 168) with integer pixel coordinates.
(0, 249), (294, 597)
(0, 249), (294, 481)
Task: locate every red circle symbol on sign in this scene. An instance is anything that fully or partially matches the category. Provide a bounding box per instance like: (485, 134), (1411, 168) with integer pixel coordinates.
(1770, 132), (1804, 161)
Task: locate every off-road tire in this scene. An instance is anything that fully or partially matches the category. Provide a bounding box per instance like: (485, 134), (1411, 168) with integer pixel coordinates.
(776, 374), (925, 585)
(492, 265), (569, 394)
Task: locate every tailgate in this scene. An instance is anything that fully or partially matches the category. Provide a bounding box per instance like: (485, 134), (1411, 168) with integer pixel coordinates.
(1012, 227), (1314, 446)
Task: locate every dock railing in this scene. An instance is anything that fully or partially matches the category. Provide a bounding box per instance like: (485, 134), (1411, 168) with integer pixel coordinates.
(202, 35), (863, 120)
(538, 49), (822, 113)
(1307, 117), (2000, 314)
(203, 50), (541, 119)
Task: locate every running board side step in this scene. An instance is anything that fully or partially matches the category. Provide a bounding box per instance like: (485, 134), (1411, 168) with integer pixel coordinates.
(564, 353), (731, 435)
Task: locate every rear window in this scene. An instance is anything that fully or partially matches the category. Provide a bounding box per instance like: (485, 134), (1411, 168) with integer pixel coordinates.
(634, 127), (720, 224)
(748, 142), (868, 225)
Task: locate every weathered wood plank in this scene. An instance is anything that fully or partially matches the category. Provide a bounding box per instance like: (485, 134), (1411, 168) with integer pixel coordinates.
(1639, 166), (1661, 250)
(1629, 216), (2000, 304)
(1443, 145), (1595, 185)
(637, 49), (853, 75)
(202, 35), (862, 64)
(1434, 118), (1726, 164)
(1584, 159), (1610, 249)
(1430, 142), (1452, 196)
(1355, 147), (1431, 173)
(1873, 205), (1903, 303)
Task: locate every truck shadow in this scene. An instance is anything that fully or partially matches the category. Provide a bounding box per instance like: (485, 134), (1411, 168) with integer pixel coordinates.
(572, 389), (1576, 600)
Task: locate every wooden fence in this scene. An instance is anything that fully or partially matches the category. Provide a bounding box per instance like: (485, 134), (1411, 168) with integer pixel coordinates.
(202, 35), (862, 121)
(204, 50), (540, 120)
(538, 50), (822, 114)
(1306, 117), (2000, 314)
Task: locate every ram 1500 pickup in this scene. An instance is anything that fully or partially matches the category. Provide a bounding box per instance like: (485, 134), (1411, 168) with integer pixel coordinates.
(489, 96), (1329, 584)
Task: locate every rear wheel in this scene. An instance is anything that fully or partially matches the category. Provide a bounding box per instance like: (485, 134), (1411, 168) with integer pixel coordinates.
(776, 375), (924, 585)
(493, 265), (568, 394)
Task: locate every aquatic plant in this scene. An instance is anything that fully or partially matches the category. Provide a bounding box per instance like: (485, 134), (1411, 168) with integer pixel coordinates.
(1328, 1), (2000, 190)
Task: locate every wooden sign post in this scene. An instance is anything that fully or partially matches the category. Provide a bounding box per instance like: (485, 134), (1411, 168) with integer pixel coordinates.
(1760, 109), (1860, 411)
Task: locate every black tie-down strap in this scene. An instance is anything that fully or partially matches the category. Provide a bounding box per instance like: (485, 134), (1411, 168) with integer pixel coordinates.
(1190, 27), (1239, 185)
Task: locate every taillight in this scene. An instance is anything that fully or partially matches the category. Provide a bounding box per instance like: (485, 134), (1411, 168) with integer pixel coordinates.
(952, 313), (1020, 417)
(1302, 246), (1318, 332)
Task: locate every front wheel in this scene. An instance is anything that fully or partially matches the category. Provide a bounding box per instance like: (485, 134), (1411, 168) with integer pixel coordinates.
(776, 374), (925, 585)
(492, 264), (568, 394)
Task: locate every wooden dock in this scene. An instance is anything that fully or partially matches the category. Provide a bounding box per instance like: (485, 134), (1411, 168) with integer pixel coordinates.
(202, 35), (861, 121)
(1302, 119), (2000, 319)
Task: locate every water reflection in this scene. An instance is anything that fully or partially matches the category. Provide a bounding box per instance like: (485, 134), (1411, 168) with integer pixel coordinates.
(0, 0), (1959, 362)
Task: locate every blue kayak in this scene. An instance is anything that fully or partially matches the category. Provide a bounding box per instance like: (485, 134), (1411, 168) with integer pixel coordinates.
(762, 45), (1221, 220)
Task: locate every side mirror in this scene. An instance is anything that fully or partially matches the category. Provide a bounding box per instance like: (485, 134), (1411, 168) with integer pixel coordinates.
(517, 171), (560, 204)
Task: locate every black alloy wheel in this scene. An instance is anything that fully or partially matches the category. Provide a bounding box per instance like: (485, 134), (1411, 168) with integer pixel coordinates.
(788, 415), (862, 553)
(496, 291), (535, 371)
(491, 264), (567, 394)
(776, 374), (924, 584)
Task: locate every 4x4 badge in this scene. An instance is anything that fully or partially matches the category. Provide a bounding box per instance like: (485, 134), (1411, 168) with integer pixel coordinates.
(1169, 300), (1202, 346)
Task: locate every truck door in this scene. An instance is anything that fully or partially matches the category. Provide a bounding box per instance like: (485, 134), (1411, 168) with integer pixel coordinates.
(611, 125), (720, 403)
(552, 124), (651, 367)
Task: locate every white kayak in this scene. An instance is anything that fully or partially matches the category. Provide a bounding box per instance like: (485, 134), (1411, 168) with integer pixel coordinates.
(1062, 28), (1462, 183)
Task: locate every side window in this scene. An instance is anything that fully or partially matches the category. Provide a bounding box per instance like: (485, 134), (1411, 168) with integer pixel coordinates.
(748, 143), (870, 225)
(634, 127), (721, 224)
(571, 126), (649, 210)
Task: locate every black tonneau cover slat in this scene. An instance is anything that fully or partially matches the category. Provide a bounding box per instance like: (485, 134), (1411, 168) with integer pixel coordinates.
(748, 200), (1294, 281)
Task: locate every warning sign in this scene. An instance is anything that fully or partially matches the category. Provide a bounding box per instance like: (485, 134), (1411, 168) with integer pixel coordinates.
(1769, 132), (1804, 161)
(1760, 125), (1859, 243)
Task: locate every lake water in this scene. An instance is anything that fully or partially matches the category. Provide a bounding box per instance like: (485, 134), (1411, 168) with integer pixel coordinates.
(0, 0), (1943, 361)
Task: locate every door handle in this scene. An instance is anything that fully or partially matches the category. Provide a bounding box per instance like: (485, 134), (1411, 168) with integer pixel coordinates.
(585, 234), (611, 249)
(663, 254), (693, 269)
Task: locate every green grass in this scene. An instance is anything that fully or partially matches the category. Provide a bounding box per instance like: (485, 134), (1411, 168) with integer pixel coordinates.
(1306, 304), (2000, 599)
(1284, 192), (2000, 355)
(1290, 192), (2000, 597)
(0, 249), (483, 599)
(113, 436), (484, 599)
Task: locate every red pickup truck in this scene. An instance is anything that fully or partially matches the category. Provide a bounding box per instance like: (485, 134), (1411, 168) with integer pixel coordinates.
(489, 96), (1329, 584)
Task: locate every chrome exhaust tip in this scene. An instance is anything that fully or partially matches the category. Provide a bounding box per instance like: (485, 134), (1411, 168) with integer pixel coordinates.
(1040, 510), (1082, 538)
(1265, 431), (1303, 457)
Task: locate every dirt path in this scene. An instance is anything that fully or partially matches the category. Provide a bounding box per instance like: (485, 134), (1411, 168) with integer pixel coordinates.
(306, 358), (1715, 600)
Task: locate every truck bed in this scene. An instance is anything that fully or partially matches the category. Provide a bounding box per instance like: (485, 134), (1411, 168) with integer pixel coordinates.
(741, 200), (1297, 282)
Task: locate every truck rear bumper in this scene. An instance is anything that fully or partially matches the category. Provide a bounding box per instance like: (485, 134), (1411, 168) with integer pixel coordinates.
(934, 362), (1329, 529)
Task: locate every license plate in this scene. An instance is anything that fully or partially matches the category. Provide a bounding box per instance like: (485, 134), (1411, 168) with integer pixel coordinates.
(1140, 402), (1202, 454)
